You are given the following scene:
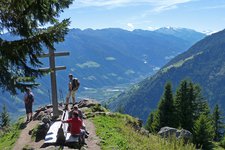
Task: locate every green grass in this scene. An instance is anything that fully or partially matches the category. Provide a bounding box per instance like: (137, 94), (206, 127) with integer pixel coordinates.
(0, 117), (24, 150)
(76, 61), (100, 68)
(93, 114), (196, 150)
(162, 51), (203, 73)
(212, 142), (225, 150)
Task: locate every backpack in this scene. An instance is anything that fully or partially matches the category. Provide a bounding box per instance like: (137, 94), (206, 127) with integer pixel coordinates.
(72, 78), (80, 90)
(27, 93), (34, 103)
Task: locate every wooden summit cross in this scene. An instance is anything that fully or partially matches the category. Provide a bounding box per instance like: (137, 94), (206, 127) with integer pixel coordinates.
(40, 49), (69, 117)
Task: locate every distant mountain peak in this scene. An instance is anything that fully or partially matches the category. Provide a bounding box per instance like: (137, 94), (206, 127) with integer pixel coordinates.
(154, 27), (206, 44)
(201, 30), (218, 35)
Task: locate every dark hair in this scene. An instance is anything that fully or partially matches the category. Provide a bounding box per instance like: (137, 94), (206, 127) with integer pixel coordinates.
(69, 74), (73, 77)
(25, 87), (31, 92)
(73, 111), (79, 117)
(73, 105), (78, 110)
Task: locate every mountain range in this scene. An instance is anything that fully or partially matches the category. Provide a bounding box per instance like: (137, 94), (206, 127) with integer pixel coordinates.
(0, 27), (205, 119)
(109, 29), (225, 122)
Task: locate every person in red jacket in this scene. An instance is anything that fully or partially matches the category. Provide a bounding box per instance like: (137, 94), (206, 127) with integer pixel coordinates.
(62, 111), (86, 144)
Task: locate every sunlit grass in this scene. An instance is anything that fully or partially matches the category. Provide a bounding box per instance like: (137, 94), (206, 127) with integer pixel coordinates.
(0, 117), (24, 150)
(93, 114), (195, 150)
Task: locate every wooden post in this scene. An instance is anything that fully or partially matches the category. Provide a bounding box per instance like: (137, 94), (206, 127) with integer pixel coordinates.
(49, 48), (59, 117)
(39, 51), (69, 117)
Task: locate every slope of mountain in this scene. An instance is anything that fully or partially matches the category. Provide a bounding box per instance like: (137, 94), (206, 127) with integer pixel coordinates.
(0, 28), (205, 115)
(109, 29), (225, 122)
(53, 28), (206, 89)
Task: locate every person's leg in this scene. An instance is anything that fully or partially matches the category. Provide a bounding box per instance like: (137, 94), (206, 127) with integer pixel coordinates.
(82, 122), (89, 135)
(71, 90), (76, 106)
(30, 104), (33, 121)
(65, 91), (71, 109)
(80, 129), (86, 144)
(26, 114), (29, 122)
(26, 103), (32, 121)
(66, 91), (71, 104)
(25, 104), (29, 122)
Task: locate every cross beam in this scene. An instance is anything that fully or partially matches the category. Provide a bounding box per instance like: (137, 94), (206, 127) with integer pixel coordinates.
(40, 50), (69, 117)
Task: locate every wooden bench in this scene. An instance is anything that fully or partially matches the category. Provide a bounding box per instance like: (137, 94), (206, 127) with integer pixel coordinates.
(44, 110), (81, 144)
(44, 110), (69, 144)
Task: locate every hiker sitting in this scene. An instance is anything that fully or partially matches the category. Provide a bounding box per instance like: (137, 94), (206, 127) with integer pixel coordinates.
(62, 111), (86, 144)
(73, 105), (89, 135)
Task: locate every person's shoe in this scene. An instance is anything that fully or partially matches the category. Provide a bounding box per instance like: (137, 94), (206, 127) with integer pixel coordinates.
(86, 131), (90, 135)
(30, 117), (33, 121)
(85, 133), (89, 138)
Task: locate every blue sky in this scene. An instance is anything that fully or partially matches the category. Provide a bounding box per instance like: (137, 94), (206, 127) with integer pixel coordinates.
(59, 0), (225, 33)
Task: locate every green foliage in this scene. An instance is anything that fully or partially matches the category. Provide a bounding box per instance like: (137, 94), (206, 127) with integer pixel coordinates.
(91, 104), (107, 113)
(212, 104), (225, 142)
(146, 82), (176, 132)
(146, 80), (208, 133)
(219, 135), (225, 148)
(0, 104), (10, 128)
(0, 0), (73, 94)
(0, 117), (24, 149)
(192, 85), (210, 119)
(146, 80), (218, 149)
(173, 80), (210, 132)
(174, 80), (194, 131)
(145, 110), (155, 132)
(93, 114), (195, 150)
(193, 114), (214, 150)
(158, 82), (176, 128)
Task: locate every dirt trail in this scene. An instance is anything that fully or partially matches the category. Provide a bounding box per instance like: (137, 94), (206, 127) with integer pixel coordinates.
(13, 119), (44, 150)
(84, 119), (101, 150)
(13, 118), (101, 150)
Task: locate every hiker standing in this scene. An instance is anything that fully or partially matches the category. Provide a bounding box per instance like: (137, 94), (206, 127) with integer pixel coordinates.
(24, 87), (34, 122)
(65, 74), (80, 108)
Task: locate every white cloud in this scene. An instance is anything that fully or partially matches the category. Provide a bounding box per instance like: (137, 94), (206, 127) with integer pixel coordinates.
(127, 23), (134, 30)
(151, 0), (193, 12)
(199, 4), (225, 10)
(72, 0), (195, 12)
(148, 26), (158, 31)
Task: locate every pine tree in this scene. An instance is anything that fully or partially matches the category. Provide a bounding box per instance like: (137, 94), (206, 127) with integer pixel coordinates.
(157, 82), (175, 128)
(145, 110), (155, 132)
(212, 104), (224, 141)
(174, 80), (192, 130)
(146, 82), (175, 132)
(0, 0), (73, 94)
(192, 85), (210, 119)
(150, 110), (161, 132)
(193, 114), (214, 150)
(0, 104), (10, 128)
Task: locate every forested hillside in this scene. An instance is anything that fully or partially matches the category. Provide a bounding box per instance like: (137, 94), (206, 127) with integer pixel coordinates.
(109, 29), (225, 122)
